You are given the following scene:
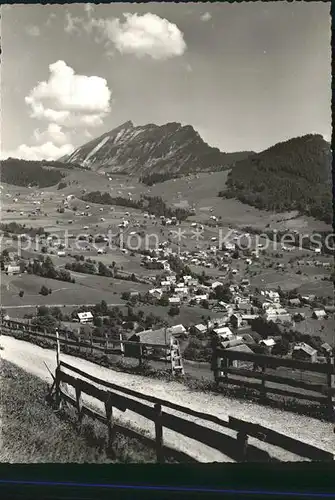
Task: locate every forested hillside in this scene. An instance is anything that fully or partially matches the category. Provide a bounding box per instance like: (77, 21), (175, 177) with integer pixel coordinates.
(219, 134), (332, 224)
(0, 158), (83, 188)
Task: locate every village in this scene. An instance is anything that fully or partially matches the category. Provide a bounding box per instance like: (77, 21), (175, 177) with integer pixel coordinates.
(1, 180), (334, 374)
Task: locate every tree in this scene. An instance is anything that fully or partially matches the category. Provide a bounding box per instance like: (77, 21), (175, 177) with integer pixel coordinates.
(93, 316), (102, 327)
(39, 285), (49, 296)
(159, 294), (169, 307)
(168, 306), (180, 317)
(272, 339), (290, 356)
(19, 290), (24, 297)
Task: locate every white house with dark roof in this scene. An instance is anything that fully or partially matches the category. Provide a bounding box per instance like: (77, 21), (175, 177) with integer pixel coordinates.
(77, 311), (93, 324)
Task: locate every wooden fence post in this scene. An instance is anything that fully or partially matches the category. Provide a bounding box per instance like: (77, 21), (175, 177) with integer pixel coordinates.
(326, 355), (334, 418)
(55, 328), (60, 368)
(90, 330), (93, 355)
(138, 343), (143, 367)
(236, 430), (248, 462)
(105, 395), (116, 458)
(64, 330), (69, 353)
(55, 366), (61, 410)
(104, 332), (109, 356)
(260, 364), (267, 401)
(120, 332), (124, 358)
(154, 403), (164, 463)
(75, 384), (83, 429)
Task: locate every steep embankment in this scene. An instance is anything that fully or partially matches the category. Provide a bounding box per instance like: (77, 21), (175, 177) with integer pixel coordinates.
(1, 336), (333, 462)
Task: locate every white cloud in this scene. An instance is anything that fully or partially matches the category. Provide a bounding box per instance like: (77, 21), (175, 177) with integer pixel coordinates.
(64, 12), (82, 34)
(100, 13), (187, 60)
(1, 142), (74, 161)
(46, 13), (56, 26)
(200, 12), (212, 22)
(33, 123), (69, 145)
(26, 25), (40, 36)
(84, 4), (94, 17)
(62, 12), (186, 60)
(25, 60), (112, 128)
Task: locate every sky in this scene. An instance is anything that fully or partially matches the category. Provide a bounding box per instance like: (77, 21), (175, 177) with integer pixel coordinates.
(1, 2), (331, 161)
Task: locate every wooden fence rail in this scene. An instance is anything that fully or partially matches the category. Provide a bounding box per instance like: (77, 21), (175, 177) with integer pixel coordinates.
(0, 319), (169, 366)
(213, 348), (335, 415)
(51, 362), (334, 463)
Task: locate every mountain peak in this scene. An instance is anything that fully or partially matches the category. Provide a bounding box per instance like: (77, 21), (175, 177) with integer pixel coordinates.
(64, 120), (253, 175)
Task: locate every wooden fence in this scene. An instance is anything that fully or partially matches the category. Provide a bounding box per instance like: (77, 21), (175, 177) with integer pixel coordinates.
(0, 318), (169, 368)
(213, 347), (335, 415)
(49, 361), (334, 463)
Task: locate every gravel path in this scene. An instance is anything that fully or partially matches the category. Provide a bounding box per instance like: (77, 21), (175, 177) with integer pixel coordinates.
(1, 337), (334, 462)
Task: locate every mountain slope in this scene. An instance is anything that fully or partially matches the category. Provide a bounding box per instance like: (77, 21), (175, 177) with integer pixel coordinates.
(0, 159), (88, 188)
(64, 121), (253, 175)
(219, 134), (333, 224)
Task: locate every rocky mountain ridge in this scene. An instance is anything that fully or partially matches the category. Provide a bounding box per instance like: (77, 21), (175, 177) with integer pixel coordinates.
(62, 121), (253, 175)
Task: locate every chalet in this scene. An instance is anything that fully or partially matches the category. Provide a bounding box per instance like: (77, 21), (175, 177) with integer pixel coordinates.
(265, 290), (280, 303)
(169, 297), (181, 305)
(211, 281), (223, 289)
(221, 336), (244, 350)
(4, 264), (21, 275)
(312, 309), (327, 320)
(225, 343), (255, 368)
(194, 294), (209, 303)
(230, 313), (243, 329)
(128, 324), (187, 348)
(259, 338), (276, 354)
(149, 288), (163, 300)
(169, 324), (187, 336)
(160, 280), (171, 291)
(213, 326), (234, 340)
(292, 343), (317, 363)
(289, 298), (301, 307)
(321, 343), (333, 356)
(194, 324), (208, 335)
(237, 302), (253, 314)
(301, 295), (316, 304)
(77, 312), (93, 324)
(293, 312), (306, 321)
(240, 333), (255, 345)
(211, 317), (229, 328)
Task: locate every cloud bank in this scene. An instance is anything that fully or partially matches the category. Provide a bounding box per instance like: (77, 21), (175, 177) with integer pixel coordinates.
(25, 60), (112, 128)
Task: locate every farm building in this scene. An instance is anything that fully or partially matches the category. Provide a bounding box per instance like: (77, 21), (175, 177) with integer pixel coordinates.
(293, 312), (306, 322)
(168, 324), (187, 336)
(312, 309), (327, 320)
(213, 326), (234, 340)
(292, 343), (317, 363)
(230, 313), (243, 329)
(289, 298), (301, 307)
(224, 342), (255, 369)
(169, 297), (181, 305)
(259, 337), (276, 354)
(321, 343), (333, 355)
(126, 325), (187, 357)
(4, 264), (21, 275)
(77, 312), (94, 324)
(194, 324), (208, 335)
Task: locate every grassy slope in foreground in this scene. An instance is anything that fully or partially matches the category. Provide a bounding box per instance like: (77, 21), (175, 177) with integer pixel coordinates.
(0, 360), (158, 463)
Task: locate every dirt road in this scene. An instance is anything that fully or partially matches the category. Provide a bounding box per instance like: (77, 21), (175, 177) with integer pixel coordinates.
(1, 336), (334, 462)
